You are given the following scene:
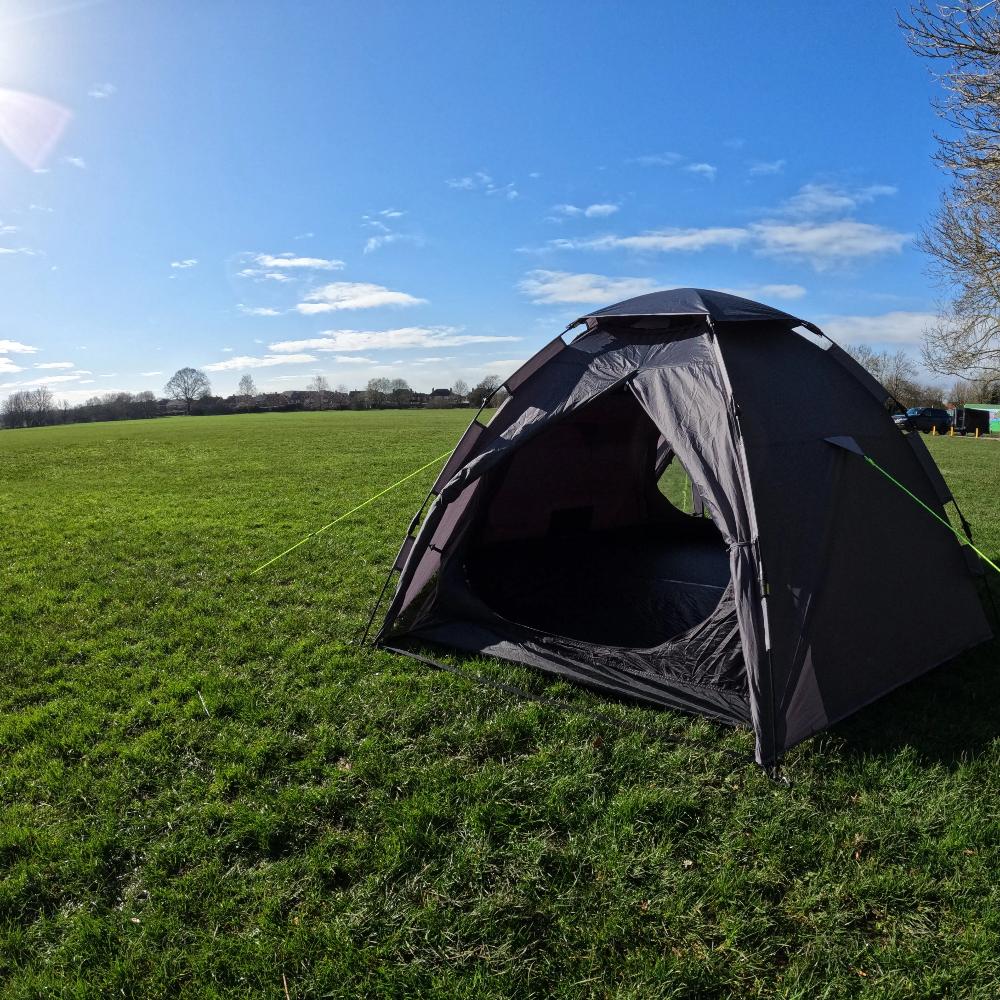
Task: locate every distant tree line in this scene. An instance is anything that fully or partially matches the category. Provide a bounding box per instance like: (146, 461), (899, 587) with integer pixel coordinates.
(845, 344), (1000, 409)
(1, 367), (509, 430)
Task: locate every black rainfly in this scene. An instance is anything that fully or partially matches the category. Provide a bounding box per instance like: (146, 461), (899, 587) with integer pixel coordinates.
(374, 288), (991, 766)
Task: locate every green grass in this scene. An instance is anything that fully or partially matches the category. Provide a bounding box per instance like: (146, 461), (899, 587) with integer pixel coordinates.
(1, 412), (999, 998)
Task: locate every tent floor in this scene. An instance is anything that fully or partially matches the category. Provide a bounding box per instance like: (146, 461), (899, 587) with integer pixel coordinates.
(466, 522), (730, 648)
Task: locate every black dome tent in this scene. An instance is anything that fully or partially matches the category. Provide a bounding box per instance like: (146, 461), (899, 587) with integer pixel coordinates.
(372, 288), (992, 767)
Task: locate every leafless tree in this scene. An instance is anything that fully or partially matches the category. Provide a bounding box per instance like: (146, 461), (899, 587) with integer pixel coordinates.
(237, 374), (258, 400)
(389, 378), (412, 406)
(452, 378), (469, 398)
(845, 344), (923, 406)
(1, 390), (30, 429)
(468, 374), (504, 407)
(27, 385), (54, 426)
(164, 367), (211, 415)
(901, 2), (1000, 381)
(307, 374), (332, 409)
(366, 377), (393, 408)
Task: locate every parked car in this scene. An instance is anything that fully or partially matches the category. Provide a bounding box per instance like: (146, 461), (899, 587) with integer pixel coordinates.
(892, 406), (952, 435)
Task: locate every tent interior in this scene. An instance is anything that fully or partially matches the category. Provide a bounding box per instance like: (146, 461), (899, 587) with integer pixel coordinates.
(464, 386), (732, 649)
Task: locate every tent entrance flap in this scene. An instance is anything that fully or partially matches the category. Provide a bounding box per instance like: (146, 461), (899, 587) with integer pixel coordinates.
(463, 387), (734, 650)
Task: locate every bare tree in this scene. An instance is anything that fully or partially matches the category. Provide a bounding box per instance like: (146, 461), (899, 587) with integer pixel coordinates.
(366, 377), (393, 408)
(27, 385), (55, 426)
(452, 379), (469, 398)
(901, 2), (1000, 381)
(307, 374), (331, 409)
(1, 390), (30, 429)
(164, 367), (211, 415)
(389, 378), (412, 406)
(238, 374), (258, 400)
(845, 344), (922, 406)
(468, 375), (503, 407)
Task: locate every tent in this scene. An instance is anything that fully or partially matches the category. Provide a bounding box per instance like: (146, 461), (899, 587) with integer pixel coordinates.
(374, 288), (992, 766)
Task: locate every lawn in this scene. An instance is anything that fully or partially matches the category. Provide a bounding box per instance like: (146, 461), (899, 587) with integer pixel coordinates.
(1, 411), (999, 998)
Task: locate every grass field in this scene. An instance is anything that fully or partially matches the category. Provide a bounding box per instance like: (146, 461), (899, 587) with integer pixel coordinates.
(2, 411), (999, 998)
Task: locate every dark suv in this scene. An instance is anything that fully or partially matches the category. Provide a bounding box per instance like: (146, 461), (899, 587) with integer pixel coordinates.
(892, 407), (952, 435)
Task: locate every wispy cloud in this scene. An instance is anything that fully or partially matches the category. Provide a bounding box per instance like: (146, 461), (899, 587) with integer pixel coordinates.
(519, 270), (660, 305)
(0, 339), (39, 354)
(0, 358), (24, 374)
(720, 283), (807, 301)
(269, 327), (520, 353)
(203, 353), (317, 372)
(751, 220), (908, 269)
(139, 370), (162, 377)
(749, 159), (786, 176)
(0, 246), (38, 257)
(170, 258), (198, 269)
(238, 304), (281, 316)
(629, 152), (683, 167)
(685, 162), (717, 180)
(34, 361), (75, 369)
(779, 182), (897, 218)
(446, 171), (518, 200)
(238, 251), (345, 281)
(65, 155), (86, 169)
(1, 372), (84, 388)
(818, 311), (935, 348)
(87, 82), (116, 99)
(528, 227), (750, 254)
(295, 282), (427, 314)
(552, 203), (620, 219)
(254, 253), (343, 270)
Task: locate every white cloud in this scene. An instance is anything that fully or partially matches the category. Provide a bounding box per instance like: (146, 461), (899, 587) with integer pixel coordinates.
(363, 232), (421, 254)
(88, 82), (116, 99)
(238, 304), (281, 316)
(751, 220), (909, 268)
(519, 270), (660, 305)
(0, 339), (39, 353)
(0, 358), (24, 374)
(1, 373), (83, 388)
(720, 283), (807, 301)
(269, 327), (520, 353)
(292, 231), (314, 240)
(685, 162), (717, 180)
(253, 252), (344, 270)
(629, 152), (683, 167)
(380, 208), (405, 218)
(749, 159), (786, 176)
(295, 282), (427, 314)
(0, 247), (38, 257)
(780, 182), (897, 218)
(34, 361), (75, 369)
(536, 227), (750, 254)
(553, 203), (620, 219)
(818, 311), (936, 348)
(446, 171), (517, 199)
(65, 156), (86, 169)
(203, 353), (317, 372)
(139, 370), (162, 376)
(170, 258), (198, 269)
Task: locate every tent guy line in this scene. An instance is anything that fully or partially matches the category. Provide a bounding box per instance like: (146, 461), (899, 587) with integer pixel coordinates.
(862, 453), (1000, 576)
(249, 448), (453, 576)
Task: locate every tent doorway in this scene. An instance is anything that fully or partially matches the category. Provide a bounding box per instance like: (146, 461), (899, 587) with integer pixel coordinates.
(465, 387), (731, 648)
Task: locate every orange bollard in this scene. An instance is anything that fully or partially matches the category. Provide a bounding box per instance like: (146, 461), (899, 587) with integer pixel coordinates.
(976, 427), (980, 438)
(932, 425), (937, 436)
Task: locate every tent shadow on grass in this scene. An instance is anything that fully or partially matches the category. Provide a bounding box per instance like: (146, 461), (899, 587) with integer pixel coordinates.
(830, 576), (1000, 768)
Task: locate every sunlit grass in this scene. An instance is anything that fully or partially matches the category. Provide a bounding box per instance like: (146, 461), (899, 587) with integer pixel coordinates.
(1, 414), (998, 997)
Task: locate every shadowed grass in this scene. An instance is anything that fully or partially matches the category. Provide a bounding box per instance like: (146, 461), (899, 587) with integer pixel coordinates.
(1, 414), (998, 997)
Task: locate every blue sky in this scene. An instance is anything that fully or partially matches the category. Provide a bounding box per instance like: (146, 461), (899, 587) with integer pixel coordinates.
(0, 0), (948, 402)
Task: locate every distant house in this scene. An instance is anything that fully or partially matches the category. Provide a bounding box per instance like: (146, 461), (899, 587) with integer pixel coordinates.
(430, 387), (453, 398)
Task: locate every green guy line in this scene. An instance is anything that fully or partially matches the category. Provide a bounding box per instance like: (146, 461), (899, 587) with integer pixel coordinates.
(250, 448), (453, 576)
(865, 455), (1000, 576)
